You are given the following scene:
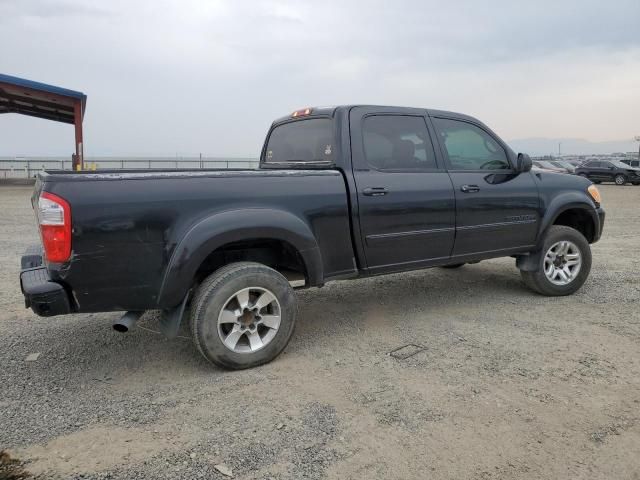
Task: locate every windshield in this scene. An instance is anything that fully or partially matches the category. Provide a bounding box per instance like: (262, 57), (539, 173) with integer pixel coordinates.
(264, 118), (334, 165)
(611, 160), (635, 169)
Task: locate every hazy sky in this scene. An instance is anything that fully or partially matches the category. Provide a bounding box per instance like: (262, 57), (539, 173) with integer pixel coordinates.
(1, 0), (639, 156)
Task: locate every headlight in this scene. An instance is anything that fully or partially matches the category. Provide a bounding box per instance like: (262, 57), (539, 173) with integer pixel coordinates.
(588, 184), (601, 205)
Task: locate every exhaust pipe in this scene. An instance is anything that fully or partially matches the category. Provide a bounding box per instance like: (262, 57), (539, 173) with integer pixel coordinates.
(112, 311), (144, 333)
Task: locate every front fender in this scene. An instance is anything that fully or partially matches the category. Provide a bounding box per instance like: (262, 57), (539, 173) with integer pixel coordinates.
(537, 191), (600, 246)
(157, 208), (323, 308)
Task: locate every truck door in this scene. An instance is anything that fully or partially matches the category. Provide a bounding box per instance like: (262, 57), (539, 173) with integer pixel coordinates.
(349, 107), (456, 273)
(431, 116), (539, 256)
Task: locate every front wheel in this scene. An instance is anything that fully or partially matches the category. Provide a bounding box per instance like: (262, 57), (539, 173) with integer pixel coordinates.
(190, 262), (297, 370)
(520, 226), (591, 296)
(614, 174), (626, 186)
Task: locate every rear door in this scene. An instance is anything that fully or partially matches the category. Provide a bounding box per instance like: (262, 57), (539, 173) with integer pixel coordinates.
(349, 107), (456, 272)
(431, 116), (539, 257)
(584, 161), (605, 180)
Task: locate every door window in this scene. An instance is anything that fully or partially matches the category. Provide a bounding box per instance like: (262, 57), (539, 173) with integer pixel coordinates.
(433, 118), (510, 171)
(362, 116), (437, 171)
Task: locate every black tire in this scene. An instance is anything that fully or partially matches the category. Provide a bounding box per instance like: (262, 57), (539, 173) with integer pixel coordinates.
(614, 174), (626, 186)
(520, 226), (591, 296)
(190, 262), (297, 370)
(440, 263), (465, 269)
(594, 180), (601, 184)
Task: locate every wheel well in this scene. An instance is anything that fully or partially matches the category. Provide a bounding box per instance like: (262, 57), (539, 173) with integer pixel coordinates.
(553, 209), (595, 242)
(194, 238), (308, 287)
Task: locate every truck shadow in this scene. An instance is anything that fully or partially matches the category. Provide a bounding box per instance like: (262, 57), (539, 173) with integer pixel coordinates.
(9, 262), (531, 382)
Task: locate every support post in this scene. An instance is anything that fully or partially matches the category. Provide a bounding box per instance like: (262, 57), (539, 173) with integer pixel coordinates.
(73, 101), (84, 170)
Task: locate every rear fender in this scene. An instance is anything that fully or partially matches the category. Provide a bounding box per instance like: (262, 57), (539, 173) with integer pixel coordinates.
(157, 208), (322, 308)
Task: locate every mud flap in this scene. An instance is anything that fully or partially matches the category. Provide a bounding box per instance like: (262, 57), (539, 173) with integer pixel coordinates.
(159, 291), (190, 339)
(516, 250), (542, 272)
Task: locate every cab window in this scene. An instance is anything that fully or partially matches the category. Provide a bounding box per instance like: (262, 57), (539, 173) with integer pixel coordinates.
(434, 118), (510, 170)
(362, 115), (437, 170)
(264, 119), (334, 165)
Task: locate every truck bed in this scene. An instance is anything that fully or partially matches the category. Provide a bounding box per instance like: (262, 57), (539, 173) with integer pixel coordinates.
(35, 168), (356, 312)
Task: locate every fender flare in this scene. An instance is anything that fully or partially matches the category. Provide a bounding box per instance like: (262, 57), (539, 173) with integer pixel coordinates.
(157, 208), (323, 308)
(537, 195), (599, 246)
(518, 194), (599, 272)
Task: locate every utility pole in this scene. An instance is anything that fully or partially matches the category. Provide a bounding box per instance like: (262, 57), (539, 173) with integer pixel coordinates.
(635, 136), (640, 160)
(558, 142), (561, 157)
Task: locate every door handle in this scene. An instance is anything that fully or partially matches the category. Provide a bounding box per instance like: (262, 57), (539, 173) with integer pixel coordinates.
(362, 187), (389, 196)
(460, 184), (480, 193)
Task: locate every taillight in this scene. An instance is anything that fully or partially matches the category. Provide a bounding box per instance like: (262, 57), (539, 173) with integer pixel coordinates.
(38, 192), (72, 263)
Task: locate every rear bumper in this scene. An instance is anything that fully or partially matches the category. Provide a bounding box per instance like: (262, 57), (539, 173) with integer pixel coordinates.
(20, 246), (71, 317)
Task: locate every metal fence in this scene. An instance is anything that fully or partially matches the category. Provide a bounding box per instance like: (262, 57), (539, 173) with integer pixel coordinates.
(0, 156), (259, 179)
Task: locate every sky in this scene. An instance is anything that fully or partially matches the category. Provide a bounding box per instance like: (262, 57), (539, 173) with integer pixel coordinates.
(1, 0), (639, 157)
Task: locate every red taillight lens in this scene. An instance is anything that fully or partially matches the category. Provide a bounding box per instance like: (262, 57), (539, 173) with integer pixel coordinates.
(38, 192), (72, 263)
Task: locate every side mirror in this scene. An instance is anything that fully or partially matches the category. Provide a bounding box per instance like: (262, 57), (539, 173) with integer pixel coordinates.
(517, 153), (532, 173)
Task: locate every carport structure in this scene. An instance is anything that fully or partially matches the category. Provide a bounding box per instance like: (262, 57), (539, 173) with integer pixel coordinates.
(0, 73), (87, 170)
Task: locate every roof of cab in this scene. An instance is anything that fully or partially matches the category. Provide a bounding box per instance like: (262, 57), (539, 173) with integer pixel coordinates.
(271, 105), (480, 126)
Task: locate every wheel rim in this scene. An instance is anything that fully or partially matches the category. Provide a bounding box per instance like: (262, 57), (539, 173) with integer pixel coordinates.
(543, 241), (582, 286)
(615, 176), (624, 185)
(217, 287), (281, 353)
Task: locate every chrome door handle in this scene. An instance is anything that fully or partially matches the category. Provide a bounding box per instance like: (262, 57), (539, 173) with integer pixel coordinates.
(460, 184), (480, 193)
(363, 187), (389, 196)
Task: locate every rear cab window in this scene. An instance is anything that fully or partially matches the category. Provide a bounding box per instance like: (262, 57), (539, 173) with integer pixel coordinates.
(262, 118), (335, 168)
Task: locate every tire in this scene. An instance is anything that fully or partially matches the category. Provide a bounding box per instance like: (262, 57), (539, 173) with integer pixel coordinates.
(614, 174), (626, 186)
(520, 225), (591, 296)
(440, 263), (465, 269)
(594, 181), (601, 184)
(190, 262), (297, 370)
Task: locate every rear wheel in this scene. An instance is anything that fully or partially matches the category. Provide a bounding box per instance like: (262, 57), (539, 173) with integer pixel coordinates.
(614, 174), (626, 186)
(520, 226), (591, 296)
(190, 262), (297, 370)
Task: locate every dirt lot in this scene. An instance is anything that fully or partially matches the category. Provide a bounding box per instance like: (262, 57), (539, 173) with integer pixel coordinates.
(1, 184), (639, 479)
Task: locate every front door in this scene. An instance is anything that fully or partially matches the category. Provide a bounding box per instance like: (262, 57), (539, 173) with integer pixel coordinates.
(431, 116), (540, 257)
(350, 107), (456, 272)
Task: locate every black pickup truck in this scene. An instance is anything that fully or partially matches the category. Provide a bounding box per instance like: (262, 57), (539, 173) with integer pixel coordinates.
(20, 105), (605, 369)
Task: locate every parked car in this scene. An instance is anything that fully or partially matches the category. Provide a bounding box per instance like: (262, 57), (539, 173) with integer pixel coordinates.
(575, 159), (640, 185)
(20, 105), (605, 369)
(533, 160), (566, 173)
(550, 160), (576, 173)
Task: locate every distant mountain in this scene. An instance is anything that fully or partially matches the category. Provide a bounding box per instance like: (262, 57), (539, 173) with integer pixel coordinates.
(507, 138), (638, 156)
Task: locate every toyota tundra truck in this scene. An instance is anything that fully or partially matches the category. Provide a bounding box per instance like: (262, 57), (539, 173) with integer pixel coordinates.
(19, 105), (605, 369)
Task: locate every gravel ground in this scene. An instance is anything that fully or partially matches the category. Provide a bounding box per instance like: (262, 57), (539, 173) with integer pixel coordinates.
(1, 184), (639, 479)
